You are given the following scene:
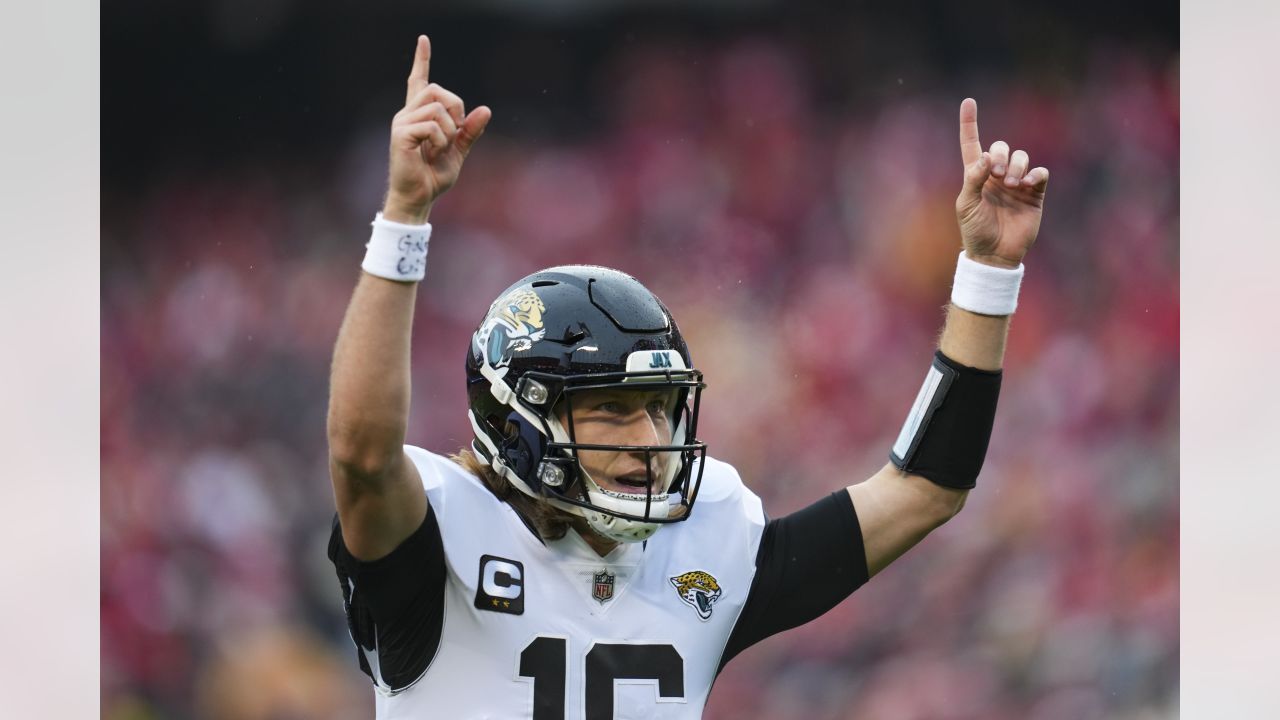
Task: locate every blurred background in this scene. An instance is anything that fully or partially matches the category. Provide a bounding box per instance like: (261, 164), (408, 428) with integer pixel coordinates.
(102, 1), (1178, 718)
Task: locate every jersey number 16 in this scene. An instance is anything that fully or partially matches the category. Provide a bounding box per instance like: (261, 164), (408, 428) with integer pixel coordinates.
(518, 635), (685, 719)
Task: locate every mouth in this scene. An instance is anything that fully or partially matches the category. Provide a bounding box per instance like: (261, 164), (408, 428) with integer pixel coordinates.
(611, 473), (653, 492)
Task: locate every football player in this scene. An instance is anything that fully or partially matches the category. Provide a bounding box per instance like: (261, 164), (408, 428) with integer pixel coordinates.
(326, 36), (1049, 718)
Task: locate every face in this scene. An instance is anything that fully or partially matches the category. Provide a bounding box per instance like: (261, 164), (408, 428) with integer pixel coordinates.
(556, 387), (678, 496)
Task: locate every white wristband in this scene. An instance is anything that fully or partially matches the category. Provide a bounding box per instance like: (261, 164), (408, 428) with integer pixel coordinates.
(362, 212), (431, 282)
(950, 251), (1024, 315)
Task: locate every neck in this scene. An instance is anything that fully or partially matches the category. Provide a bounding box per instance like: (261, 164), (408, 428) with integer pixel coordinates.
(572, 520), (620, 557)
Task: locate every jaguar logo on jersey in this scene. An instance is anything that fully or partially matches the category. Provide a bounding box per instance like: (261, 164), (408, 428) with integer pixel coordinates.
(669, 570), (722, 621)
(473, 287), (547, 369)
(591, 569), (616, 604)
(474, 555), (525, 615)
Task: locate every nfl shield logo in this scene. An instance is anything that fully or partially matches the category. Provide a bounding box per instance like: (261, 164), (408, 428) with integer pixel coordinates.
(592, 569), (615, 604)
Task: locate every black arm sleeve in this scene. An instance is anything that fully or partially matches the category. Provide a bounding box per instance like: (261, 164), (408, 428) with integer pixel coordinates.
(327, 507), (446, 691)
(718, 490), (869, 671)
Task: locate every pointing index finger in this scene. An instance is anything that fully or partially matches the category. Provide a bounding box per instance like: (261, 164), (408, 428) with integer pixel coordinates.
(959, 97), (982, 167)
(406, 35), (431, 104)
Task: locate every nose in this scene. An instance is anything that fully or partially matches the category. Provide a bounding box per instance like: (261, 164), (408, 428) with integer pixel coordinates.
(621, 417), (664, 477)
(622, 410), (667, 448)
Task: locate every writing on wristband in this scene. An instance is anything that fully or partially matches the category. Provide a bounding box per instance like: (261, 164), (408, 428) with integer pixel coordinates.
(950, 251), (1024, 315)
(362, 212), (431, 282)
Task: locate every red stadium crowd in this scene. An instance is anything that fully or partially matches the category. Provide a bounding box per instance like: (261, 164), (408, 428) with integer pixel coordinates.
(102, 38), (1178, 719)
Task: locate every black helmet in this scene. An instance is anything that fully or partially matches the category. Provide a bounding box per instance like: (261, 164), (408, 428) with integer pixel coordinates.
(465, 265), (707, 542)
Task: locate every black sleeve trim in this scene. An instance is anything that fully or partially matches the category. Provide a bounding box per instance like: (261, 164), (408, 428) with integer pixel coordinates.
(718, 490), (869, 672)
(328, 506), (446, 691)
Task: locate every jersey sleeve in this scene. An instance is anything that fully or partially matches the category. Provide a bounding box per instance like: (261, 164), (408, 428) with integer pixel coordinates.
(328, 506), (447, 694)
(718, 490), (870, 670)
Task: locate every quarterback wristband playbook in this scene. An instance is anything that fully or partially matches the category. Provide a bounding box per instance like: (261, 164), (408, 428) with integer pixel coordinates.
(950, 251), (1024, 315)
(361, 212), (431, 282)
(890, 351), (1002, 490)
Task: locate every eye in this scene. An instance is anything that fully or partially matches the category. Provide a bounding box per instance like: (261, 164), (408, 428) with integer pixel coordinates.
(647, 398), (671, 417)
(595, 401), (623, 414)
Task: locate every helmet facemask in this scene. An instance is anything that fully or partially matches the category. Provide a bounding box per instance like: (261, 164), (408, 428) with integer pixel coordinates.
(545, 372), (706, 542)
(470, 364), (707, 544)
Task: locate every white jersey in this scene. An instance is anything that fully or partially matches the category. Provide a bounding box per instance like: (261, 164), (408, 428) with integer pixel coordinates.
(329, 445), (868, 719)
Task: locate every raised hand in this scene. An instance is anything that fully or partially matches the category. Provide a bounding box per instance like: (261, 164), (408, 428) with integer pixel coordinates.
(954, 98), (1049, 269)
(384, 35), (493, 224)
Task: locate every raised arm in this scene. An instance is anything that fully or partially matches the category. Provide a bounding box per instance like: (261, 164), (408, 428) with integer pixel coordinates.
(848, 98), (1049, 577)
(328, 35), (491, 561)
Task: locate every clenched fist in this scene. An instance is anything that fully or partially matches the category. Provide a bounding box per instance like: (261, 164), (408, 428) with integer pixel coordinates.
(383, 35), (492, 224)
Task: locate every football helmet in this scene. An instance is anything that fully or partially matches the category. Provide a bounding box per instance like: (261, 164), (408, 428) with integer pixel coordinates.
(466, 265), (707, 543)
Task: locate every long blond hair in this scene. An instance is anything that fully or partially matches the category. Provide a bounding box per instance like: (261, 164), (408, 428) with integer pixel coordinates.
(448, 447), (576, 541)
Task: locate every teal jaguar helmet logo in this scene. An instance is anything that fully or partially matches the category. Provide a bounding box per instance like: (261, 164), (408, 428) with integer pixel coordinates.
(473, 287), (547, 369)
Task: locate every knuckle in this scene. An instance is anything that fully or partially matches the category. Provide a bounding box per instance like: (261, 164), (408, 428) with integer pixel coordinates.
(433, 105), (457, 126)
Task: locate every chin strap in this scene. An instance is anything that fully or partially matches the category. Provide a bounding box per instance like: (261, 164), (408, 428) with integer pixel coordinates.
(579, 473), (668, 543)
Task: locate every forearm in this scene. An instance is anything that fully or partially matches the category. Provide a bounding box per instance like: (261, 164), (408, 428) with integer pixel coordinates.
(327, 269), (420, 476)
(938, 303), (1010, 371)
(917, 286), (1013, 507)
(876, 304), (1011, 525)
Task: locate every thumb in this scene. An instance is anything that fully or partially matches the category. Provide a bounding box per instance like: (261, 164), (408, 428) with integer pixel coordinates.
(455, 106), (492, 157)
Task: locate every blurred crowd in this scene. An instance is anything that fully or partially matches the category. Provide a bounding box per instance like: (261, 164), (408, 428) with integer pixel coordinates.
(102, 28), (1178, 720)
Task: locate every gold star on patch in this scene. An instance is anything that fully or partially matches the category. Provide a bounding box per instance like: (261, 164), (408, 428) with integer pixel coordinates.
(491, 598), (500, 607)
(503, 600), (510, 608)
